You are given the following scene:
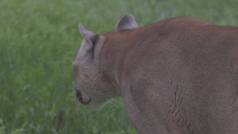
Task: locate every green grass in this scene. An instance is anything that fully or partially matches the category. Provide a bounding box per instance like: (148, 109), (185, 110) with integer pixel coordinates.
(0, 0), (238, 133)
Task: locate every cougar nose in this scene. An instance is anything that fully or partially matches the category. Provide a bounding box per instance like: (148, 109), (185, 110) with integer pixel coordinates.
(75, 89), (91, 105)
(76, 90), (83, 102)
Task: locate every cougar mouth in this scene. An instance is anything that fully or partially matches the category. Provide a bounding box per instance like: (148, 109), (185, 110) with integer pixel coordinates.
(76, 90), (91, 105)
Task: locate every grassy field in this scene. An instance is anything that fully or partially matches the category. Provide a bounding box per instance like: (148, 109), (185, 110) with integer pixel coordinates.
(0, 0), (238, 133)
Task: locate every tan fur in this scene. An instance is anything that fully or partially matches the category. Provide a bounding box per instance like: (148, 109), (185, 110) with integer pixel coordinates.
(74, 16), (238, 134)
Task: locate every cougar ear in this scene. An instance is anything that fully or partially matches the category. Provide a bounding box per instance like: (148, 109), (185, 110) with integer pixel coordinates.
(78, 25), (104, 59)
(116, 15), (138, 32)
(79, 25), (95, 41)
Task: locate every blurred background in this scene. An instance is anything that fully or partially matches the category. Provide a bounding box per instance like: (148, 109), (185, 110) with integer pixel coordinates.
(0, 0), (238, 133)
